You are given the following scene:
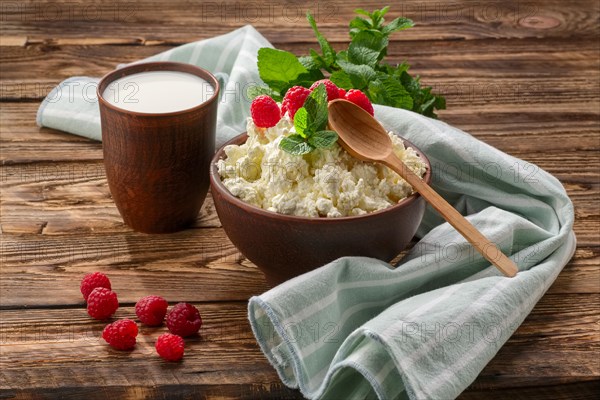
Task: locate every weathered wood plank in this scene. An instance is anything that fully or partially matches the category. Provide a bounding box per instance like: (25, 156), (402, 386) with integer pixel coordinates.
(0, 158), (222, 233)
(0, 229), (267, 307)
(0, 303), (302, 399)
(460, 380), (600, 400)
(1, 180), (597, 242)
(4, 385), (305, 400)
(0, 294), (598, 396)
(0, 39), (599, 85)
(545, 249), (599, 295)
(0, 228), (596, 308)
(1, 0), (598, 43)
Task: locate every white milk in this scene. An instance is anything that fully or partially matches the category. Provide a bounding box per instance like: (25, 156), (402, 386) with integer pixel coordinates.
(102, 70), (215, 113)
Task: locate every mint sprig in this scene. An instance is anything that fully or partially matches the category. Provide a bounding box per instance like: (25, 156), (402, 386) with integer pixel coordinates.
(251, 7), (445, 118)
(279, 84), (338, 155)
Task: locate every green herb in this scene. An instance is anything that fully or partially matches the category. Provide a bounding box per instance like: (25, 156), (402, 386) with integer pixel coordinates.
(251, 7), (445, 118)
(279, 84), (338, 155)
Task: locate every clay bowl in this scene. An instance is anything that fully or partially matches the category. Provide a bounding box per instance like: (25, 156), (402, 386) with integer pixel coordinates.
(209, 133), (431, 287)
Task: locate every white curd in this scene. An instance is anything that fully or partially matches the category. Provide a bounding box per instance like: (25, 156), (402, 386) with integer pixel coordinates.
(217, 115), (427, 218)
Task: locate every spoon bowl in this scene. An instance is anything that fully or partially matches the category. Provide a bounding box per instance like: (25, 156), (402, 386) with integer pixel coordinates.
(329, 101), (394, 161)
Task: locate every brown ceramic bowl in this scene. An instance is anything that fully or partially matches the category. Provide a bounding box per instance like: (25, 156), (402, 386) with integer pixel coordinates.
(210, 133), (431, 286)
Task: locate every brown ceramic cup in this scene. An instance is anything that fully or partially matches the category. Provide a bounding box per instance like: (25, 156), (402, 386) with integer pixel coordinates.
(97, 62), (219, 233)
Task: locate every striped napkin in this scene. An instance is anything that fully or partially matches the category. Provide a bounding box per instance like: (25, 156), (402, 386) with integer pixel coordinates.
(37, 26), (576, 400)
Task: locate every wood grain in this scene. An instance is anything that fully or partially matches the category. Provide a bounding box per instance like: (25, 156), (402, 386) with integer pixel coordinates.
(1, 0), (598, 44)
(1, 0), (599, 398)
(0, 229), (267, 308)
(0, 236), (597, 307)
(2, 38), (600, 76)
(0, 303), (304, 399)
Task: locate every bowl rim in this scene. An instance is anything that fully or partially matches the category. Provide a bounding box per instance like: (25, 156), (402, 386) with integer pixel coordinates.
(210, 131), (431, 223)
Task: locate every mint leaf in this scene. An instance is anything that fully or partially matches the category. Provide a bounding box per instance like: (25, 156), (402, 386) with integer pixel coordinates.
(380, 76), (413, 109)
(296, 69), (326, 87)
(348, 45), (380, 68)
(298, 55), (321, 72)
(348, 31), (387, 66)
(368, 74), (413, 110)
(349, 16), (372, 37)
(382, 17), (414, 35)
(337, 59), (377, 89)
(372, 6), (390, 26)
(307, 13), (336, 66)
(304, 83), (329, 131)
(353, 8), (371, 18)
(257, 48), (308, 93)
(308, 49), (328, 70)
(279, 134), (314, 155)
(246, 84), (280, 101)
(329, 70), (354, 89)
(293, 107), (309, 138)
(308, 130), (338, 149)
(280, 84), (337, 156)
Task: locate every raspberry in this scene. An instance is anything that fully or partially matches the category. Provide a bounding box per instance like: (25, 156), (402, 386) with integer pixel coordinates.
(344, 89), (374, 116)
(135, 295), (168, 326)
(166, 302), (202, 337)
(309, 79), (340, 102)
(87, 287), (119, 320)
(80, 272), (111, 301)
(155, 333), (185, 362)
(338, 88), (347, 98)
(102, 319), (138, 350)
(281, 86), (311, 119)
(250, 95), (281, 128)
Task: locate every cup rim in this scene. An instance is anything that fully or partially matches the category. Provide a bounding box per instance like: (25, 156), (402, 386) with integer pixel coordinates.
(210, 132), (432, 223)
(96, 61), (220, 117)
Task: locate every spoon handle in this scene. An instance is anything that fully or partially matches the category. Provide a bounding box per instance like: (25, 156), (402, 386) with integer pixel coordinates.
(383, 153), (518, 277)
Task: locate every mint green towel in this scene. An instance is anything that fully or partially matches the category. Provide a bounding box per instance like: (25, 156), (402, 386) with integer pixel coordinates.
(37, 26), (575, 400)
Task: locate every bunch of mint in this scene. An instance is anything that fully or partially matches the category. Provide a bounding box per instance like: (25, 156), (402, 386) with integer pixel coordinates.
(279, 84), (338, 155)
(250, 7), (445, 118)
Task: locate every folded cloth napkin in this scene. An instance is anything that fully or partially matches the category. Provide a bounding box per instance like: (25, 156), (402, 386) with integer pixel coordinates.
(37, 26), (576, 400)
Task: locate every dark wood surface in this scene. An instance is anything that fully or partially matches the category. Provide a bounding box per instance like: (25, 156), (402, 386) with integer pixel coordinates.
(1, 1), (598, 399)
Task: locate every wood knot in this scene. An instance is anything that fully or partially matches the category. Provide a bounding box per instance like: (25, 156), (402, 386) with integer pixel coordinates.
(519, 15), (561, 29)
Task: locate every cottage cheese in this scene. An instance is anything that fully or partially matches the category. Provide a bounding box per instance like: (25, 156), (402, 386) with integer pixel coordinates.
(217, 115), (427, 218)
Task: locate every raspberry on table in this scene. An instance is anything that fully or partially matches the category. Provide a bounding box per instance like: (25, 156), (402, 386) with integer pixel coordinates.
(80, 272), (111, 301)
(281, 86), (311, 119)
(166, 302), (202, 337)
(87, 287), (119, 320)
(338, 88), (347, 98)
(155, 333), (185, 362)
(344, 89), (374, 116)
(102, 319), (138, 350)
(250, 95), (281, 128)
(309, 79), (340, 102)
(135, 295), (168, 326)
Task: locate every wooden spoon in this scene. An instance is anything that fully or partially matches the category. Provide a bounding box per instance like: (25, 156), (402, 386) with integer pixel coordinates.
(328, 99), (518, 277)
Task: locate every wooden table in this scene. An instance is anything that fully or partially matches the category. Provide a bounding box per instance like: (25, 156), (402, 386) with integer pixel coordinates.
(1, 1), (598, 398)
